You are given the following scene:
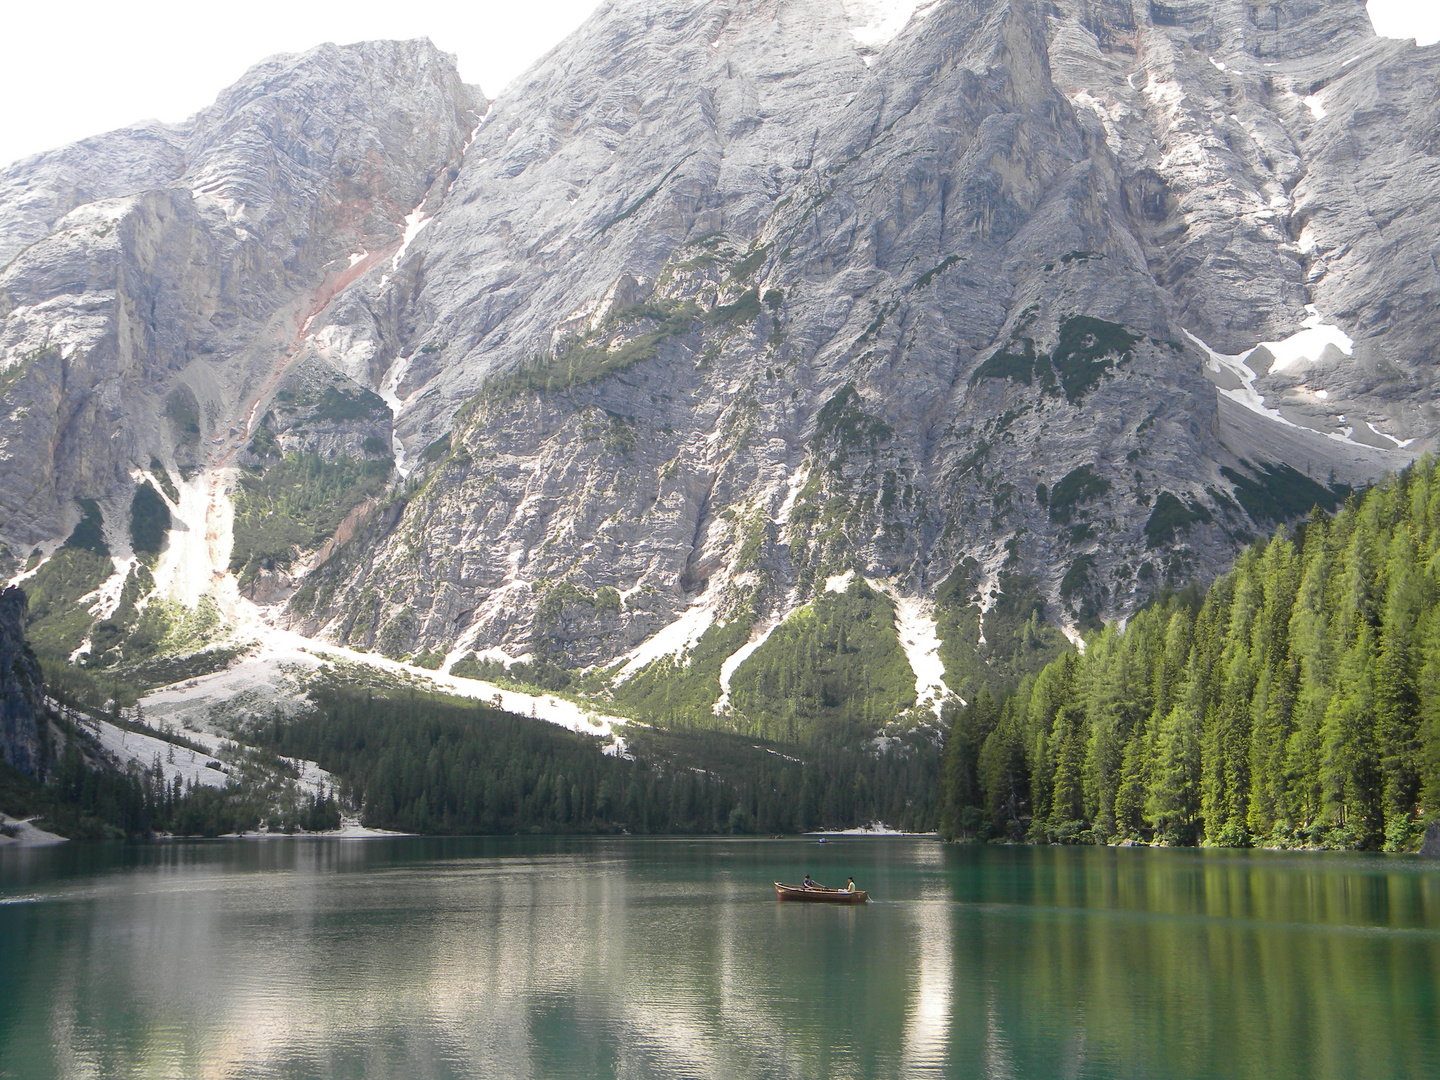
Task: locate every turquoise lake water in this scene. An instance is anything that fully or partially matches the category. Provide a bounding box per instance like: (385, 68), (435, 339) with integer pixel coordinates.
(2, 837), (1438, 1078)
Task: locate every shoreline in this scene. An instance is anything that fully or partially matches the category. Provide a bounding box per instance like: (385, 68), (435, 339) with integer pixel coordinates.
(0, 814), (68, 848)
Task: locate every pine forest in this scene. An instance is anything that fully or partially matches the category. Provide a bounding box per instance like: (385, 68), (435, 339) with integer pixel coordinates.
(942, 456), (1440, 851)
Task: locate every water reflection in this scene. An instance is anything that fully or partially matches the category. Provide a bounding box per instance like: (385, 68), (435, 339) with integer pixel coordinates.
(2, 840), (1438, 1079)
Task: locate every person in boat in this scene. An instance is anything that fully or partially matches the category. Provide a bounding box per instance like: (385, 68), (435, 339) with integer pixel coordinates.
(844, 877), (856, 893)
(802, 874), (819, 890)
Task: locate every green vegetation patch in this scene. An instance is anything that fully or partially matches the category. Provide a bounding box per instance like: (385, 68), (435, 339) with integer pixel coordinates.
(971, 337), (1041, 386)
(608, 614), (756, 726)
(1048, 465), (1111, 524)
(486, 299), (700, 400)
(420, 433), (451, 464)
(165, 386), (202, 445)
(229, 453), (391, 580)
(377, 609), (416, 660)
(67, 499), (109, 556)
(149, 458), (180, 502)
(87, 564), (152, 662)
(247, 425), (281, 459)
(1049, 317), (1139, 404)
(971, 316), (1137, 404)
(812, 384), (893, 451)
(1059, 554), (1096, 600)
(728, 244), (771, 283)
(311, 384), (389, 423)
(1144, 492), (1212, 548)
(24, 501), (112, 659)
(705, 289), (762, 327)
(598, 152), (697, 235)
(534, 581), (622, 629)
(727, 579), (914, 743)
(129, 482), (170, 562)
(934, 568), (1071, 703)
(1220, 461), (1349, 525)
(1043, 250), (1105, 271)
(0, 350), (44, 398)
(249, 679), (939, 835)
(603, 414), (638, 455)
(455, 653), (582, 695)
(912, 255), (962, 291)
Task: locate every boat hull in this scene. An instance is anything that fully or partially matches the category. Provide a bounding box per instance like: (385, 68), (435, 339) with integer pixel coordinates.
(774, 882), (869, 903)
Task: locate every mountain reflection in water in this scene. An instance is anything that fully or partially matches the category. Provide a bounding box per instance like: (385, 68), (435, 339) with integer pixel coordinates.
(2, 838), (1438, 1079)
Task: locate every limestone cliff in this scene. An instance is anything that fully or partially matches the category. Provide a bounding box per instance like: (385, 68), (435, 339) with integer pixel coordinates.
(1, 2), (1437, 733)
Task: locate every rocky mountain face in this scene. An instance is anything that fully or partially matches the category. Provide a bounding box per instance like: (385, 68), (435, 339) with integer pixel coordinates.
(0, 587), (46, 776)
(1, 1), (1438, 738)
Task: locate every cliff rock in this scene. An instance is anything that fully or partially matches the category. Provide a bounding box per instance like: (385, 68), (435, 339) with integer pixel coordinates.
(2, 2), (1438, 729)
(0, 587), (45, 776)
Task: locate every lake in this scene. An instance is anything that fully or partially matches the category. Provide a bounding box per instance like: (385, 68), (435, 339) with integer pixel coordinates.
(2, 837), (1438, 1079)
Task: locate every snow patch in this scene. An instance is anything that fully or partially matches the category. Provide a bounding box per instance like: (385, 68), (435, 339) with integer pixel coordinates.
(377, 353), (413, 477)
(1303, 93), (1327, 120)
(150, 467), (238, 610)
(0, 813), (68, 847)
(775, 465), (810, 531)
(463, 645), (534, 671)
(1070, 90), (1109, 121)
(1208, 56), (1228, 72)
(825, 569), (856, 594)
(391, 206), (432, 271)
(141, 622), (629, 749)
(1366, 421), (1415, 449)
(712, 616), (784, 716)
(842, 0), (934, 49)
(464, 104), (494, 151)
(1142, 74), (1187, 111)
(1260, 305), (1353, 373)
(1185, 328), (1285, 426)
(310, 324), (379, 387)
(866, 581), (955, 720)
(612, 587), (719, 681)
(84, 558), (134, 622)
(1184, 323), (1367, 450)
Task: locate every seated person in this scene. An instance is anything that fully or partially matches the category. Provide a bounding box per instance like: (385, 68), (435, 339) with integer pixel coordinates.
(844, 877), (856, 893)
(802, 874), (818, 890)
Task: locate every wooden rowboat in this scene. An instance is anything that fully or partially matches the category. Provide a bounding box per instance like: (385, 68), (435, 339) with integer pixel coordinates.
(774, 881), (869, 903)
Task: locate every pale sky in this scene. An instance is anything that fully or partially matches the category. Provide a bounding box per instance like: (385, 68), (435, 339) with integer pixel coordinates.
(0, 0), (1437, 169)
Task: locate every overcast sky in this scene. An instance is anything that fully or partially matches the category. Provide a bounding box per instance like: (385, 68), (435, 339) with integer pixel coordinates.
(0, 0), (1437, 169)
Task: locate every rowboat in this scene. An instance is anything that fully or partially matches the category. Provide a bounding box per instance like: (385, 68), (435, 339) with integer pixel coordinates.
(774, 881), (869, 903)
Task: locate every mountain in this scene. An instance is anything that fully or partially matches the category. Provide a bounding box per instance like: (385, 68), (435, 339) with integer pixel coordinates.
(1, 0), (1438, 747)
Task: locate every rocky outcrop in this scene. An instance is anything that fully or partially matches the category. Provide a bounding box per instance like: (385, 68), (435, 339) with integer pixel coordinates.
(0, 587), (45, 776)
(1421, 822), (1440, 858)
(0, 38), (481, 548)
(288, 0), (1426, 667)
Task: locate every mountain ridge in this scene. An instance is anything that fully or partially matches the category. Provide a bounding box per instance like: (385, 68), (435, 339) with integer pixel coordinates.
(1, 0), (1437, 745)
